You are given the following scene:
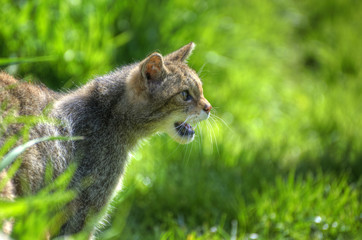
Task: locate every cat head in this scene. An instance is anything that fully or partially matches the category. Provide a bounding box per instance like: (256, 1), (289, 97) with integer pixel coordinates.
(127, 42), (212, 144)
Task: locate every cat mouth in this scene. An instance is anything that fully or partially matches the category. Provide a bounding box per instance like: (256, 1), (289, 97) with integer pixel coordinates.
(174, 122), (195, 137)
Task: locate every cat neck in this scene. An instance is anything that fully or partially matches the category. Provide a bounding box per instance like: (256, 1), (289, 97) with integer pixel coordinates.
(52, 68), (154, 154)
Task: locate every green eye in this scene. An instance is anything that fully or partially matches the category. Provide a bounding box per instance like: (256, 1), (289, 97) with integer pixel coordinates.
(181, 90), (192, 101)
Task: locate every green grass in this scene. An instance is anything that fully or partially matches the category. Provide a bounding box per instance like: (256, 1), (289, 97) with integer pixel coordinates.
(1, 0), (361, 239)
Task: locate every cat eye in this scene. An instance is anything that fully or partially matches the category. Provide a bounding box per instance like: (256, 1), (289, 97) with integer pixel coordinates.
(181, 90), (193, 101)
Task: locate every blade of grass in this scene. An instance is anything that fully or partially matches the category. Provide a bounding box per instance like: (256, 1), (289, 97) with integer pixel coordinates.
(0, 56), (57, 66)
(0, 136), (83, 171)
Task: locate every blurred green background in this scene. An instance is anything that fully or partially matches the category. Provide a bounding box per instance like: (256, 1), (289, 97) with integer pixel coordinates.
(1, 0), (361, 239)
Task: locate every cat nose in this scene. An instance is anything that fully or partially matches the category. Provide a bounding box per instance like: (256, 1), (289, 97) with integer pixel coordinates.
(203, 104), (212, 114)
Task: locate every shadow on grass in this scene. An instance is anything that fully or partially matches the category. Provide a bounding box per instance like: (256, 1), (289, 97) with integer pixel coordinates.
(100, 138), (361, 239)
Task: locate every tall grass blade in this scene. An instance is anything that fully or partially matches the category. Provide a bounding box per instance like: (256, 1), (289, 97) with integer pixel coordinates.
(0, 136), (82, 171)
(0, 56), (56, 66)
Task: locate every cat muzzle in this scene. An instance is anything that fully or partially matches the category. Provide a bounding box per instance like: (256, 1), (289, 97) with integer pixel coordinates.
(174, 122), (195, 137)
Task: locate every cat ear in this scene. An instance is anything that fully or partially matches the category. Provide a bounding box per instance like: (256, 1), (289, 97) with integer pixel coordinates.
(165, 42), (195, 62)
(141, 53), (165, 82)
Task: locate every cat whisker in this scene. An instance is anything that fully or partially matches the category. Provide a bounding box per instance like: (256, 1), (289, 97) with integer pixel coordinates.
(187, 136), (195, 164)
(197, 63), (206, 76)
(175, 116), (192, 128)
(209, 114), (220, 134)
(165, 138), (183, 158)
(210, 112), (232, 132)
(203, 117), (216, 156)
(205, 120), (214, 152)
(182, 134), (192, 165)
(210, 118), (220, 155)
(197, 123), (203, 151)
(197, 130), (202, 152)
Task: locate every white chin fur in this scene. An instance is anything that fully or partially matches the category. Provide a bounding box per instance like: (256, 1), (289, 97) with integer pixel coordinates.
(163, 110), (209, 144)
(164, 121), (195, 144)
(168, 129), (195, 144)
(199, 109), (209, 121)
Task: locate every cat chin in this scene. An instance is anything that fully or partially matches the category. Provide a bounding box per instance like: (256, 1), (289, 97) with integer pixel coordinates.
(168, 132), (195, 144)
(161, 113), (205, 144)
(164, 123), (196, 144)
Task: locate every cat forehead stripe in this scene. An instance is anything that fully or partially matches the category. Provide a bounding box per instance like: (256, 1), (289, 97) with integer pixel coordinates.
(189, 72), (203, 92)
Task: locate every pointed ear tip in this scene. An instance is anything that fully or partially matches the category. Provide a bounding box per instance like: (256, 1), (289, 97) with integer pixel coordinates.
(189, 42), (196, 49)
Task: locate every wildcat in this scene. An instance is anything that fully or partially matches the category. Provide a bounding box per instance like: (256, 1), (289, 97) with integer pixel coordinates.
(0, 43), (212, 238)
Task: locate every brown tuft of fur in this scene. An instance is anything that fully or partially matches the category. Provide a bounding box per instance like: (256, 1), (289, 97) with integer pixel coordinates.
(0, 43), (211, 238)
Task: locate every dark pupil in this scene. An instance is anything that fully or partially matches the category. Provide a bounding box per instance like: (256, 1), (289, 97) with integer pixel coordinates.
(183, 91), (191, 101)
